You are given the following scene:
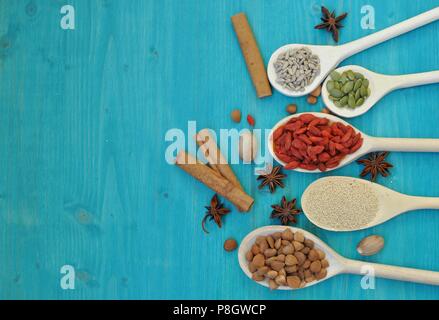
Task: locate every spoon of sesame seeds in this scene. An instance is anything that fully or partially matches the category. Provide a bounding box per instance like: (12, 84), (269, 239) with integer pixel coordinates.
(322, 65), (439, 118)
(268, 112), (439, 173)
(267, 7), (439, 97)
(239, 225), (439, 289)
(301, 176), (439, 232)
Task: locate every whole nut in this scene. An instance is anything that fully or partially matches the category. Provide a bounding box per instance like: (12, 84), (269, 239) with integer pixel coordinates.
(294, 252), (306, 265)
(294, 232), (305, 243)
(274, 238), (282, 249)
(266, 270), (278, 279)
(281, 229), (294, 241)
(270, 261), (285, 272)
(316, 249), (326, 260)
(357, 235), (385, 256)
(282, 245), (295, 255)
(321, 259), (329, 268)
(275, 275), (286, 286)
(301, 247), (310, 255)
(286, 276), (301, 288)
(310, 260), (322, 273)
(285, 265), (298, 273)
(276, 254), (285, 262)
(264, 248), (277, 258)
(304, 239), (314, 249)
(302, 260), (311, 269)
(315, 268), (328, 280)
(310, 85), (322, 97)
(307, 95), (317, 104)
(286, 103), (297, 114)
(321, 107), (331, 114)
(278, 268), (286, 277)
(245, 250), (253, 262)
(259, 241), (269, 252)
(255, 266), (270, 276)
(269, 279), (279, 290)
(272, 232), (282, 240)
(266, 236), (275, 249)
(230, 109), (241, 123)
(293, 241), (304, 251)
(251, 244), (260, 255)
(249, 262), (257, 273)
(224, 239), (238, 252)
(285, 254), (298, 266)
(308, 249), (319, 261)
(252, 254), (265, 268)
(239, 131), (258, 162)
(252, 273), (265, 281)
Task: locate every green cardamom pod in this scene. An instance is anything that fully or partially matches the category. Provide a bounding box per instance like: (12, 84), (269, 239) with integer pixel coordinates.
(329, 88), (344, 98)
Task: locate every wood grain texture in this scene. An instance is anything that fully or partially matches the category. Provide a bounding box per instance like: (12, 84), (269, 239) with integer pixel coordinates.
(1, 0), (439, 299)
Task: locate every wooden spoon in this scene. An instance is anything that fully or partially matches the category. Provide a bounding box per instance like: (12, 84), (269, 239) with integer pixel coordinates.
(301, 176), (439, 231)
(268, 112), (439, 173)
(322, 65), (439, 118)
(238, 225), (439, 290)
(267, 7), (439, 97)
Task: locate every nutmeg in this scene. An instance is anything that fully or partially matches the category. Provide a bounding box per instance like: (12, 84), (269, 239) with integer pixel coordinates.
(357, 235), (384, 256)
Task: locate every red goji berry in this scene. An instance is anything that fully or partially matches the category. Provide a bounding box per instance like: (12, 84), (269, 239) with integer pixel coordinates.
(247, 114), (255, 127)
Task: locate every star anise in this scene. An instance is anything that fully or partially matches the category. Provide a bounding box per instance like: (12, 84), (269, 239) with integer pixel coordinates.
(202, 194), (231, 234)
(257, 165), (286, 193)
(270, 196), (302, 225)
(357, 152), (393, 182)
(314, 6), (348, 42)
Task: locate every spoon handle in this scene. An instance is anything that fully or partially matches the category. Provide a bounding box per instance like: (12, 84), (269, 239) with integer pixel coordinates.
(399, 195), (439, 211)
(390, 70), (439, 90)
(344, 259), (439, 286)
(370, 137), (439, 153)
(339, 7), (439, 58)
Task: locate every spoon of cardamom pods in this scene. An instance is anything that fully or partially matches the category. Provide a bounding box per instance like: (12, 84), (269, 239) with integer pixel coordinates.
(322, 65), (439, 118)
(239, 225), (439, 290)
(267, 7), (439, 97)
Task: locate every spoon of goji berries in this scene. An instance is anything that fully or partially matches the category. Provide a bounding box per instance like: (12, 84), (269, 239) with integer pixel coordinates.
(268, 112), (439, 173)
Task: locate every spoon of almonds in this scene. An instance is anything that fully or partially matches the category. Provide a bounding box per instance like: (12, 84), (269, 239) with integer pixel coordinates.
(239, 226), (439, 289)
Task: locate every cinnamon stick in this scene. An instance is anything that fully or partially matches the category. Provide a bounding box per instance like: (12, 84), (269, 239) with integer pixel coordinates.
(231, 12), (272, 98)
(195, 129), (243, 191)
(175, 151), (254, 212)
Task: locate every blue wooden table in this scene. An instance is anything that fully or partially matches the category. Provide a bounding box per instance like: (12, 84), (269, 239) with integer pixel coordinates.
(1, 0), (439, 300)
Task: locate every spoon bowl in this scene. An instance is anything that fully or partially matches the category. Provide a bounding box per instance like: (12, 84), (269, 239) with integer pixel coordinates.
(302, 176), (439, 231)
(268, 112), (439, 173)
(238, 225), (344, 290)
(268, 112), (370, 173)
(322, 65), (439, 118)
(267, 44), (339, 97)
(239, 225), (439, 290)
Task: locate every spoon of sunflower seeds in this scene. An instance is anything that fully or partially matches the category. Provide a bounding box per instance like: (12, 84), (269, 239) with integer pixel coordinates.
(322, 65), (439, 118)
(267, 7), (439, 97)
(239, 225), (439, 289)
